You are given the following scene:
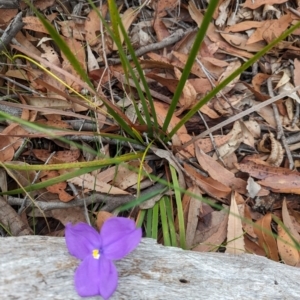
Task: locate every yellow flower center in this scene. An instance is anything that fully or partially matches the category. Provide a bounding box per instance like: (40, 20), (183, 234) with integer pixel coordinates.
(92, 249), (100, 259)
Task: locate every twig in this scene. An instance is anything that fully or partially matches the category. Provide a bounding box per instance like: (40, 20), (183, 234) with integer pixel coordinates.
(18, 152), (57, 214)
(267, 78), (294, 169)
(291, 62), (300, 127)
(0, 75), (43, 95)
(198, 110), (225, 165)
(179, 84), (300, 150)
(0, 95), (22, 123)
(106, 29), (192, 65)
(0, 0), (20, 9)
(0, 11), (24, 52)
(68, 182), (91, 225)
(286, 132), (300, 144)
(7, 179), (167, 212)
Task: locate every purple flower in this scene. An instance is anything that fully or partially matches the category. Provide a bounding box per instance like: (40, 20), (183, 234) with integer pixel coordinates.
(65, 217), (142, 299)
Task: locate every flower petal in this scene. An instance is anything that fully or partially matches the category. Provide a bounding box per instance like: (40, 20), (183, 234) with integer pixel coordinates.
(101, 217), (142, 260)
(65, 222), (102, 260)
(74, 254), (101, 297)
(98, 256), (118, 300)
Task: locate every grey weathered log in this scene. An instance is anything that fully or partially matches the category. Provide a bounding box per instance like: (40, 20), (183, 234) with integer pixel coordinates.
(0, 0), (19, 9)
(1, 237), (300, 300)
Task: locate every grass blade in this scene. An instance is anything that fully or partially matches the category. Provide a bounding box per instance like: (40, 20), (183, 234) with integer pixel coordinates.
(170, 165), (186, 249)
(159, 196), (171, 246)
(145, 209), (153, 238)
(136, 209), (146, 228)
(164, 196), (177, 247)
(152, 201), (159, 240)
(162, 0), (219, 133)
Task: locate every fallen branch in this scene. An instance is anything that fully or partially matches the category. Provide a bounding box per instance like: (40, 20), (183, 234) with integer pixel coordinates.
(7, 179), (167, 212)
(106, 29), (192, 65)
(1, 237), (300, 299)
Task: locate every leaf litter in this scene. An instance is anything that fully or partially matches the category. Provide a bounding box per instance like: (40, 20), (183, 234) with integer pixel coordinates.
(0, 0), (300, 271)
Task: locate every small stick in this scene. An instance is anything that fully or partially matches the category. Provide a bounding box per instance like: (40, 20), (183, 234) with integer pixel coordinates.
(0, 11), (24, 52)
(198, 110), (225, 165)
(7, 180), (168, 212)
(267, 78), (294, 169)
(107, 29), (192, 65)
(179, 84), (300, 150)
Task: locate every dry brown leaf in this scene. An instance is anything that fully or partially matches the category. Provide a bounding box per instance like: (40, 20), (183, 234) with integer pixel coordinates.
(276, 199), (300, 265)
(220, 32), (266, 52)
(188, 78), (213, 94)
(188, 2), (253, 59)
(94, 166), (118, 184)
(61, 37), (86, 92)
(193, 208), (228, 252)
(146, 73), (180, 95)
(23, 16), (49, 33)
(50, 207), (86, 226)
(237, 160), (300, 194)
(185, 186), (202, 249)
(31, 149), (80, 163)
(226, 191), (245, 254)
(25, 95), (87, 113)
(214, 121), (245, 158)
(152, 0), (178, 41)
(112, 161), (152, 190)
(217, 60), (242, 94)
(243, 0), (288, 10)
(41, 170), (73, 202)
(196, 148), (247, 194)
(294, 59), (300, 97)
(34, 0), (55, 10)
(172, 51), (206, 78)
(173, 67), (197, 114)
(0, 8), (18, 24)
(35, 119), (72, 130)
(96, 211), (113, 231)
(112, 8), (138, 50)
(67, 173), (129, 195)
(195, 135), (231, 153)
(184, 163), (231, 200)
(277, 224), (299, 266)
(85, 5), (105, 46)
(0, 123), (29, 162)
(58, 20), (86, 40)
(243, 203), (258, 239)
(254, 213), (279, 261)
(4, 162), (37, 196)
(225, 21), (262, 33)
(244, 236), (266, 256)
(193, 203), (218, 243)
(0, 136), (14, 162)
(153, 18), (169, 42)
(39, 43), (66, 98)
(274, 70), (291, 90)
(282, 199), (300, 244)
(5, 69), (28, 81)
